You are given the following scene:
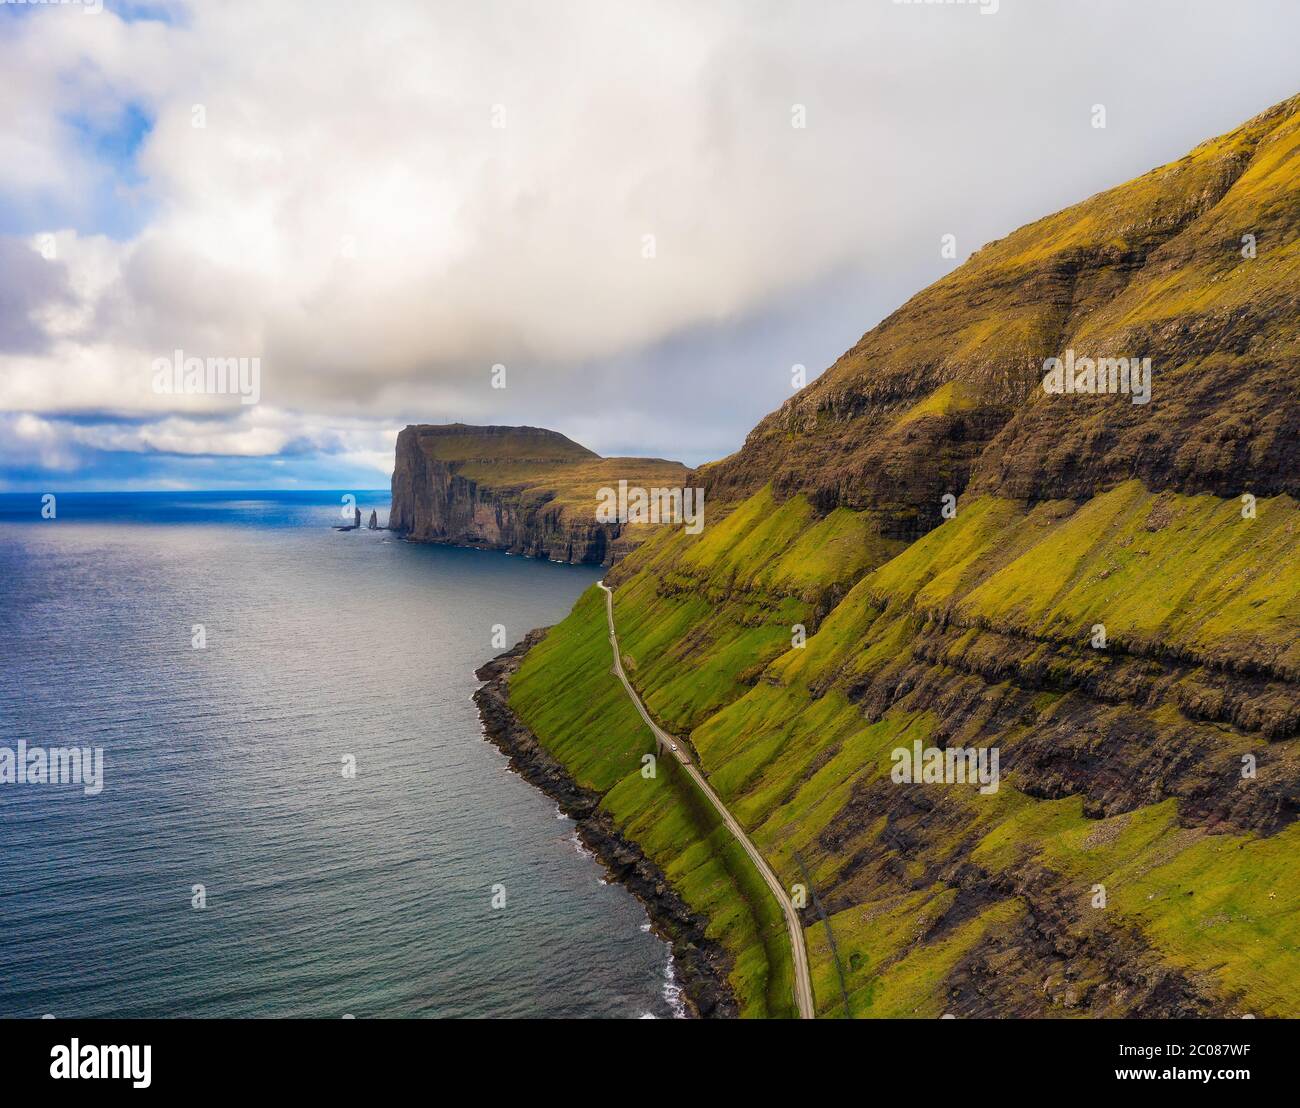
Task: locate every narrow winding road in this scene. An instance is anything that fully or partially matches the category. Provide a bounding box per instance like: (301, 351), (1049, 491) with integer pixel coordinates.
(597, 581), (815, 1019)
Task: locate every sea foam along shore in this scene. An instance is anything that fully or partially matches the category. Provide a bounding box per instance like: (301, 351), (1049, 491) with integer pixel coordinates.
(473, 629), (737, 1018)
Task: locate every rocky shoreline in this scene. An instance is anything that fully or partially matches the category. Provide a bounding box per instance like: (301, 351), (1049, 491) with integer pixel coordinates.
(473, 630), (737, 1018)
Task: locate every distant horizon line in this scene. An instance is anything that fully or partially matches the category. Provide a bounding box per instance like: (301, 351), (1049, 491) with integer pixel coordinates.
(0, 487), (393, 495)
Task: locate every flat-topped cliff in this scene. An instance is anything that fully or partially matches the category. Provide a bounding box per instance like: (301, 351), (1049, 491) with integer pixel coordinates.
(389, 423), (688, 565)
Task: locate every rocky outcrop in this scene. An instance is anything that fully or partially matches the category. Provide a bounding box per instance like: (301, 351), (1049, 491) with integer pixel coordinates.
(473, 632), (737, 1018)
(389, 424), (688, 566)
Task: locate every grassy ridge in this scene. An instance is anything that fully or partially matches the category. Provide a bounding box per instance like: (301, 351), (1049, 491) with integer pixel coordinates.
(698, 95), (1300, 518)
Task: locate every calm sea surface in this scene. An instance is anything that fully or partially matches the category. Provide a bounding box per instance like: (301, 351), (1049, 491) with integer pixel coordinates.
(0, 492), (679, 1018)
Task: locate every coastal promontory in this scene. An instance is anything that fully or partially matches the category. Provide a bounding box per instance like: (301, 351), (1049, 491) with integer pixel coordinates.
(389, 423), (687, 565)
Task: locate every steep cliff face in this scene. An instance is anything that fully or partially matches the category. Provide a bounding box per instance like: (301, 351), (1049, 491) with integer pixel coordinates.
(389, 424), (689, 565)
(501, 94), (1300, 1018)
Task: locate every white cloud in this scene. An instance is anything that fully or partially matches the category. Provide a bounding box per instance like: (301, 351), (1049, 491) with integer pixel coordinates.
(0, 0), (1297, 477)
(0, 408), (398, 476)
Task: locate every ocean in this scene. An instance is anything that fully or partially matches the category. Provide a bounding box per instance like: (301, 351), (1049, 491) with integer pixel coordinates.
(0, 491), (680, 1018)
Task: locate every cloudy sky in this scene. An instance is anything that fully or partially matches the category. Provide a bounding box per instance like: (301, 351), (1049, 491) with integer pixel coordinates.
(1, 0), (1296, 490)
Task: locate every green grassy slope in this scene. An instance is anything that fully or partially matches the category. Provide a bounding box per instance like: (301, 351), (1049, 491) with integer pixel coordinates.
(541, 480), (1300, 1017)
(508, 587), (797, 1017)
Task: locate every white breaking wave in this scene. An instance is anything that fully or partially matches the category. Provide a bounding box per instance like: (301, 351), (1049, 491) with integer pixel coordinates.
(662, 954), (687, 1019)
(569, 831), (595, 860)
